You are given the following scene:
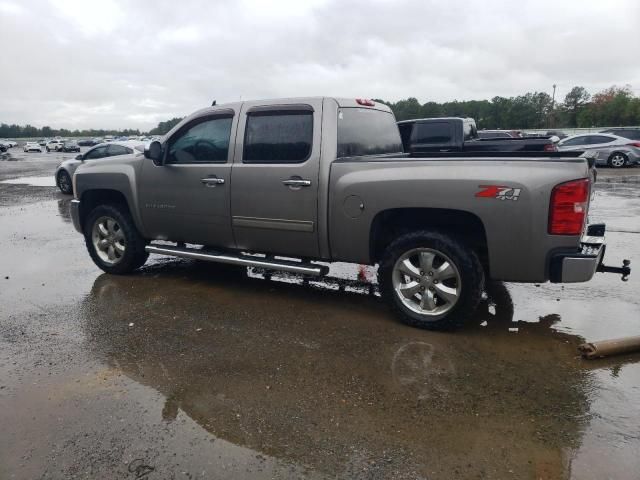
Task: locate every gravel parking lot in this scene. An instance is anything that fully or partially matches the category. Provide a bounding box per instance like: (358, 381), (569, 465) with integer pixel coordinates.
(1, 149), (639, 479)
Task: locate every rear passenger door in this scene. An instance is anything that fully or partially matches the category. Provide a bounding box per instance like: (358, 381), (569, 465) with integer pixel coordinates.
(230, 101), (322, 258)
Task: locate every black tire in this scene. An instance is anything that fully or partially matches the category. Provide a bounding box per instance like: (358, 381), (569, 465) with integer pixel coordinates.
(378, 230), (485, 330)
(84, 204), (148, 274)
(608, 152), (628, 168)
(46, 147), (50, 152)
(56, 170), (73, 194)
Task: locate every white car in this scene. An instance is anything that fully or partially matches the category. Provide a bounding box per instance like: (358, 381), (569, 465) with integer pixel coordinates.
(23, 142), (43, 152)
(1, 140), (18, 148)
(45, 139), (64, 152)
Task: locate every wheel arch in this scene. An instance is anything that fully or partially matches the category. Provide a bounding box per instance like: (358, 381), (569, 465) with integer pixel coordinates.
(78, 189), (142, 234)
(369, 207), (489, 271)
(608, 151), (629, 162)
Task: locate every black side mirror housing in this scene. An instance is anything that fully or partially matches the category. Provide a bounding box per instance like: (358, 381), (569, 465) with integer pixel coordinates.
(75, 154), (83, 161)
(145, 141), (164, 165)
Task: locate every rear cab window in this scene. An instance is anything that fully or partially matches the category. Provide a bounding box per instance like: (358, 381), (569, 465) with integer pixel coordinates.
(414, 121), (454, 144)
(337, 108), (403, 158)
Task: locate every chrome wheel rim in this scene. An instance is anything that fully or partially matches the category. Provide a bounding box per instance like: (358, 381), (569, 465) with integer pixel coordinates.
(611, 155), (625, 167)
(392, 248), (461, 317)
(91, 216), (125, 265)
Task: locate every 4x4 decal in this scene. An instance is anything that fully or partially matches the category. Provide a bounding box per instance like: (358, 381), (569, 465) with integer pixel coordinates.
(476, 185), (522, 201)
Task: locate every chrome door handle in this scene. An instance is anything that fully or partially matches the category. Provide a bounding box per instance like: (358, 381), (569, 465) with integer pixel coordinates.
(282, 179), (311, 187)
(201, 176), (225, 186)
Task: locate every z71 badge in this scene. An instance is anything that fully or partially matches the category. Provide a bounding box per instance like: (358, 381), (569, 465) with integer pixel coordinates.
(475, 185), (522, 201)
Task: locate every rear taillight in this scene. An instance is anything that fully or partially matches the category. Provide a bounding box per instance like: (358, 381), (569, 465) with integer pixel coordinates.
(627, 142), (640, 148)
(544, 143), (558, 152)
(548, 178), (590, 235)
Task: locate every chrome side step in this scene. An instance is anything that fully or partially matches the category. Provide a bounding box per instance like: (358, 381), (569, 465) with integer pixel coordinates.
(145, 244), (329, 277)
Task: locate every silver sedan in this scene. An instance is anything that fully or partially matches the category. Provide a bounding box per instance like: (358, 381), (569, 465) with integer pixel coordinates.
(557, 133), (640, 168)
(55, 141), (145, 194)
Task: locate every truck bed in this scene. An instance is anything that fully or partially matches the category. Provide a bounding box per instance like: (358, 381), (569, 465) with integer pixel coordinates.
(327, 154), (593, 282)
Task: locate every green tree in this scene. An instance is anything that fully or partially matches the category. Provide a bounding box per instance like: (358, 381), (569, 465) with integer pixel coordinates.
(562, 86), (591, 127)
(149, 117), (184, 135)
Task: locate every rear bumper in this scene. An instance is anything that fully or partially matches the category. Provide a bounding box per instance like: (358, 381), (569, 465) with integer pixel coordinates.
(549, 224), (631, 282)
(550, 239), (604, 283)
(70, 199), (82, 234)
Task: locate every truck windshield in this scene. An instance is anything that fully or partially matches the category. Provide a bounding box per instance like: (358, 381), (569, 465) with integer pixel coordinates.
(337, 108), (403, 158)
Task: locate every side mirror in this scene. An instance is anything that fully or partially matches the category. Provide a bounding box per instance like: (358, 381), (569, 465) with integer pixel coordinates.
(75, 154), (83, 161)
(145, 141), (164, 165)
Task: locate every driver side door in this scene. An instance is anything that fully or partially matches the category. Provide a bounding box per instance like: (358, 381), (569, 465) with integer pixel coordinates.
(138, 110), (237, 248)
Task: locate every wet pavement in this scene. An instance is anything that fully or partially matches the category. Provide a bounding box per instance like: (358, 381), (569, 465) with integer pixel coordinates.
(1, 152), (639, 479)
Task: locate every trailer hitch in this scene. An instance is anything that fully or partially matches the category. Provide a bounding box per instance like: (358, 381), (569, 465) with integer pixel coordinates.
(597, 259), (631, 281)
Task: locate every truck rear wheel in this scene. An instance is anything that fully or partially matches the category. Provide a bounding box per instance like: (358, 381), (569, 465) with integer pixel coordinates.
(84, 205), (148, 274)
(378, 230), (484, 330)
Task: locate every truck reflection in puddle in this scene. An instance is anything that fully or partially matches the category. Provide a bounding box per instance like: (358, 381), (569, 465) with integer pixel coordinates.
(80, 260), (594, 479)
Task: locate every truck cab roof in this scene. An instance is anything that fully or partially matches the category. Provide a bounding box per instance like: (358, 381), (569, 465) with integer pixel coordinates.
(190, 97), (393, 117)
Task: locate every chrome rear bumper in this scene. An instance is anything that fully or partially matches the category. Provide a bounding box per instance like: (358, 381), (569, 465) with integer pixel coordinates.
(549, 224), (631, 283)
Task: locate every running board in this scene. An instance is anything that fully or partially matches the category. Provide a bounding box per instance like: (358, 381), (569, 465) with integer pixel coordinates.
(145, 244), (329, 277)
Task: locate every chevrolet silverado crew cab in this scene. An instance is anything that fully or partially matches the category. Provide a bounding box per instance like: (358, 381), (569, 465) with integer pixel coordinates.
(398, 117), (558, 154)
(69, 97), (630, 330)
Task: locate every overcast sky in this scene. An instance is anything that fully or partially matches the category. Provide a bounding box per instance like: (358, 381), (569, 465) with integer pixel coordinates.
(1, 0), (639, 130)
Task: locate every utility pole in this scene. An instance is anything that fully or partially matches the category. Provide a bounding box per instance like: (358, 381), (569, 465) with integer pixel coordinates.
(550, 84), (557, 128)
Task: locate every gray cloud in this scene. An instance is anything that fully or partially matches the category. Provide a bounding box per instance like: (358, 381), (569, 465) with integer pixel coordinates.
(1, 0), (639, 130)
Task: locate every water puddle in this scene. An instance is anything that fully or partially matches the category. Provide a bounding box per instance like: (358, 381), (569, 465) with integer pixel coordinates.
(1, 176), (56, 187)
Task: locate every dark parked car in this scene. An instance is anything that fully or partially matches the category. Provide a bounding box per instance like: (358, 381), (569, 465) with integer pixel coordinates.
(397, 117), (558, 154)
(77, 139), (97, 147)
(61, 140), (81, 152)
(600, 128), (640, 141)
(0, 143), (6, 153)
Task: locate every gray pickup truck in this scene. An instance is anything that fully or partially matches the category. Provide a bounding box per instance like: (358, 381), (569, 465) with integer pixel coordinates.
(69, 97), (630, 330)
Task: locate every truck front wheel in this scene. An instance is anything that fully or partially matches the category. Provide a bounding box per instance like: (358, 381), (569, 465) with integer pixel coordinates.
(378, 230), (484, 330)
(84, 205), (148, 274)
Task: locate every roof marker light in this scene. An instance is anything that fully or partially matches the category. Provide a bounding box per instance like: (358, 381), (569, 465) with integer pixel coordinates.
(356, 98), (375, 107)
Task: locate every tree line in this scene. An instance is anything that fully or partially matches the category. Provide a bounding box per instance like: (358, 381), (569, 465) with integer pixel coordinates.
(2, 85), (638, 139)
(0, 124), (143, 139)
(376, 85), (640, 129)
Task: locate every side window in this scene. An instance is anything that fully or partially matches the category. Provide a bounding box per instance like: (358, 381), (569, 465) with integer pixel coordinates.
(84, 146), (108, 160)
(561, 136), (587, 146)
(107, 145), (133, 156)
(413, 122), (453, 144)
(167, 116), (233, 164)
(588, 135), (615, 145)
(243, 111), (313, 163)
